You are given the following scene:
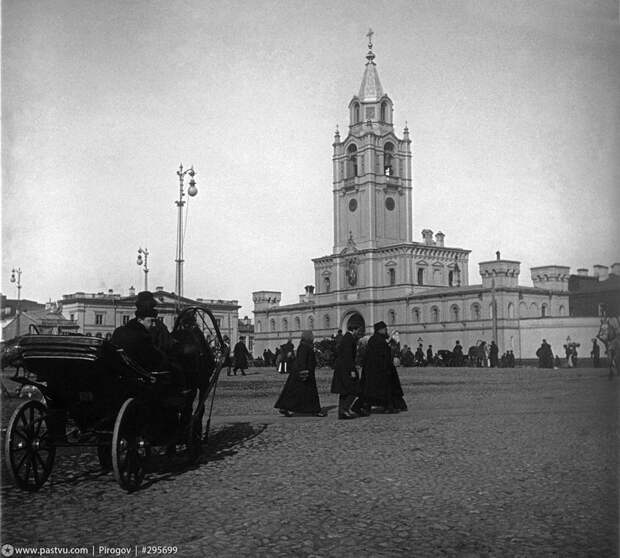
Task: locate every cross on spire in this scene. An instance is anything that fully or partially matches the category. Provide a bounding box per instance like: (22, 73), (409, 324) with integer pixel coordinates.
(366, 28), (374, 49)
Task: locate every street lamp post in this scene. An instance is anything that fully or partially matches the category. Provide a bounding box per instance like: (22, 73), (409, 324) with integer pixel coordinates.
(136, 247), (150, 291)
(10, 268), (22, 337)
(175, 163), (198, 308)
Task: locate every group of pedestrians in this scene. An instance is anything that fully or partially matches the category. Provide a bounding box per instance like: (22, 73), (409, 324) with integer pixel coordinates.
(274, 321), (407, 419)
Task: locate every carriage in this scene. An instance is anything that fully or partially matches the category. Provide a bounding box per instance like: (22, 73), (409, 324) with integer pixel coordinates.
(3, 307), (228, 492)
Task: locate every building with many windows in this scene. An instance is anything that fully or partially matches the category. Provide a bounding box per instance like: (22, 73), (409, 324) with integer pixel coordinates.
(253, 39), (608, 360)
(60, 287), (240, 341)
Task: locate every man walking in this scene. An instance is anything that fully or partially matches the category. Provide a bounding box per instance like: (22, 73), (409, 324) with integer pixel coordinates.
(232, 336), (251, 376)
(331, 323), (363, 419)
(591, 339), (600, 368)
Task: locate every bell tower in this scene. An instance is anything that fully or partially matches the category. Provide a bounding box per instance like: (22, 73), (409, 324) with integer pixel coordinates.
(332, 30), (413, 253)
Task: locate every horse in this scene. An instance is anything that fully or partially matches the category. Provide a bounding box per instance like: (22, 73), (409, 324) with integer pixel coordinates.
(597, 316), (620, 378)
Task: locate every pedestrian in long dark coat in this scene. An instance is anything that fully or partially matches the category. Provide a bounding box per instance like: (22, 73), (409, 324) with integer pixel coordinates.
(360, 321), (407, 413)
(536, 339), (554, 369)
(232, 337), (250, 376)
(274, 331), (326, 417)
(489, 341), (499, 368)
(591, 339), (601, 367)
(331, 324), (362, 419)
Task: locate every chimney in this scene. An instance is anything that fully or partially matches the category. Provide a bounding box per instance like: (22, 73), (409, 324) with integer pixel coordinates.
(156, 286), (164, 292)
(435, 231), (445, 247)
(305, 285), (315, 295)
(421, 229), (434, 245)
(128, 286), (136, 297)
(593, 265), (609, 281)
(611, 263), (620, 277)
(577, 268), (588, 277)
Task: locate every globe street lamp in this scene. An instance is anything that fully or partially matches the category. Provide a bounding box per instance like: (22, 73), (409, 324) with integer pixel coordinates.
(10, 267), (22, 336)
(136, 247), (149, 291)
(175, 163), (197, 307)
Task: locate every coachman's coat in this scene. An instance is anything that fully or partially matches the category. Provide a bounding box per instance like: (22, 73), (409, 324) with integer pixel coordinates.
(111, 318), (168, 371)
(361, 332), (406, 410)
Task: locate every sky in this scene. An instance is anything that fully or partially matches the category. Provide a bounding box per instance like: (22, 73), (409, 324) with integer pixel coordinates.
(2, 0), (619, 317)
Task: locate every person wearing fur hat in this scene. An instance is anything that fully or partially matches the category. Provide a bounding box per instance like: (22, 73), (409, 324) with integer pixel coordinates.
(360, 320), (407, 413)
(111, 291), (169, 371)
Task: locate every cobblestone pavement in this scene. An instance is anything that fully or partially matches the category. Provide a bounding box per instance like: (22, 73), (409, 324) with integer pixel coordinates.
(1, 366), (618, 557)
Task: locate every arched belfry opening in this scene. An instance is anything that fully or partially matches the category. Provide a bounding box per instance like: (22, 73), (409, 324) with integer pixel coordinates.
(384, 142), (394, 176)
(347, 144), (358, 177)
(344, 312), (365, 335)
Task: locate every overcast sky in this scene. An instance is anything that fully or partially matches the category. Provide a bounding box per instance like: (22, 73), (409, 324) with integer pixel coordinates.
(2, 0), (619, 317)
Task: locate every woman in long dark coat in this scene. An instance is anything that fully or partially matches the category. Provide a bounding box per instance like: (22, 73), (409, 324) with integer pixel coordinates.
(274, 331), (326, 417)
(361, 321), (407, 413)
(331, 325), (362, 419)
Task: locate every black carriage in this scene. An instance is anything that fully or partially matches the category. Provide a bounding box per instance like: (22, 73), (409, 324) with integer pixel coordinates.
(3, 307), (228, 492)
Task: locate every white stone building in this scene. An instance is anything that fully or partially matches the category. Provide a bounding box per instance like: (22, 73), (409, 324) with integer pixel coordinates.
(252, 39), (600, 360)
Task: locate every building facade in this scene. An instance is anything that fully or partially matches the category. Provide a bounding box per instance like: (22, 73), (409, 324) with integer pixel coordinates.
(252, 39), (611, 360)
(60, 287), (240, 342)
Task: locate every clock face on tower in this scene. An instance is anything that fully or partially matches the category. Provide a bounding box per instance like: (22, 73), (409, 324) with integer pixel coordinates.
(349, 198), (358, 212)
(385, 197), (395, 211)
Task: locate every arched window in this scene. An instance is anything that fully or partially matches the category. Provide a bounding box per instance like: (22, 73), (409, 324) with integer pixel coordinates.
(324, 276), (330, 293)
(270, 319), (276, 332)
(308, 316), (314, 330)
(294, 316), (301, 330)
(417, 268), (425, 285)
(380, 101), (388, 122)
(384, 142), (394, 176)
(507, 303), (515, 319)
(530, 302), (539, 316)
(558, 305), (566, 317)
(541, 303), (548, 318)
(347, 144), (358, 177)
(353, 103), (360, 123)
(471, 303), (481, 320)
(324, 314), (330, 329)
(519, 301), (528, 317)
(256, 320), (262, 333)
(388, 268), (396, 286)
(388, 310), (396, 325)
(448, 270), (454, 286)
(431, 306), (440, 323)
(450, 305), (460, 322)
(412, 307), (421, 323)
(282, 318), (288, 331)
(433, 269), (441, 284)
(489, 303), (495, 319)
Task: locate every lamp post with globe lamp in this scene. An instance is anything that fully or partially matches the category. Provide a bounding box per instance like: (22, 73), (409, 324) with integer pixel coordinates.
(175, 164), (197, 308)
(136, 247), (149, 291)
(10, 268), (22, 337)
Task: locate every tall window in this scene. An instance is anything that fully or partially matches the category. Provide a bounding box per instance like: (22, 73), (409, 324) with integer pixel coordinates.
(417, 268), (424, 285)
(324, 314), (330, 329)
(558, 305), (566, 317)
(388, 310), (396, 325)
(347, 144), (358, 177)
(448, 271), (454, 287)
(270, 319), (276, 332)
(520, 301), (528, 317)
(431, 306), (440, 322)
(308, 316), (314, 330)
(380, 101), (388, 122)
(69, 313), (75, 322)
(388, 268), (396, 286)
(530, 302), (538, 316)
(541, 303), (548, 318)
(353, 103), (360, 123)
(450, 305), (460, 321)
(433, 269), (441, 284)
(256, 320), (262, 333)
(295, 316), (301, 330)
(282, 318), (288, 331)
(412, 308), (421, 323)
(471, 303), (481, 320)
(95, 313), (104, 325)
(384, 142), (394, 176)
(122, 315), (130, 325)
(324, 276), (330, 293)
(507, 303), (515, 319)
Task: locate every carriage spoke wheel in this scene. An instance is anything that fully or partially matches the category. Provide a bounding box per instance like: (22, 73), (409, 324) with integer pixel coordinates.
(4, 400), (55, 491)
(112, 398), (150, 492)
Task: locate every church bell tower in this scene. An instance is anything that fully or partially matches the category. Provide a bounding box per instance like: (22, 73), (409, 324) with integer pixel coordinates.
(332, 30), (413, 253)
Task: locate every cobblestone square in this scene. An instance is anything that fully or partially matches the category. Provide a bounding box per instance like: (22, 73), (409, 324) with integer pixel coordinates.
(1, 366), (617, 557)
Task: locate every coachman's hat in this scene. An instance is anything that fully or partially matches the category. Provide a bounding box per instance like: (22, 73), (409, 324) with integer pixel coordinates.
(373, 321), (387, 332)
(135, 290), (158, 319)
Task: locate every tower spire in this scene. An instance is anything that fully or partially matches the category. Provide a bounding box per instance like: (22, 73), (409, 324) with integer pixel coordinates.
(366, 28), (375, 63)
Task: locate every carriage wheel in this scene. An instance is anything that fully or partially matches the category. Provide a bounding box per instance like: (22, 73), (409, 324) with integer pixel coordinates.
(4, 400), (55, 491)
(112, 398), (150, 492)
